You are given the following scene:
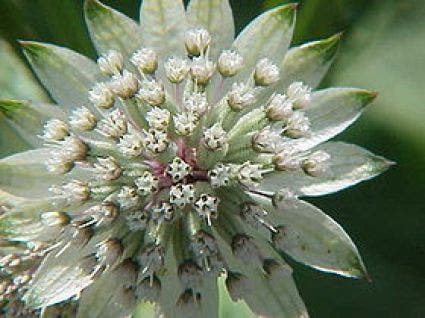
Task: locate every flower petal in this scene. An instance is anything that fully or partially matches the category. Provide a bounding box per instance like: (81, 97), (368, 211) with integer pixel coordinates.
(157, 221), (219, 318)
(0, 149), (83, 198)
(23, 243), (96, 308)
(213, 198), (308, 318)
(77, 261), (137, 318)
(186, 0), (235, 59)
(233, 4), (296, 80)
(0, 99), (65, 148)
(285, 87), (377, 152)
(258, 142), (392, 196)
(251, 193), (368, 279)
(139, 0), (187, 57)
(20, 41), (102, 112)
(278, 33), (342, 90)
(84, 0), (143, 59)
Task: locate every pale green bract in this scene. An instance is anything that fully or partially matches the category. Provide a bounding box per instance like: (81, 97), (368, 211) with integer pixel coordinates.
(0, 1), (392, 317)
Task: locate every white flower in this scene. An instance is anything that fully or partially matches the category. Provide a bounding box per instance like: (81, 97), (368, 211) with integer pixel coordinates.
(1, 2), (390, 317)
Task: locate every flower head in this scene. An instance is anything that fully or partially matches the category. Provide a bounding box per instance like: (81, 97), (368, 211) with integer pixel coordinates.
(0, 1), (392, 317)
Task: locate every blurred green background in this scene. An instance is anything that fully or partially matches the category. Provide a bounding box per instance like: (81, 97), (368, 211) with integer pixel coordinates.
(0, 0), (424, 317)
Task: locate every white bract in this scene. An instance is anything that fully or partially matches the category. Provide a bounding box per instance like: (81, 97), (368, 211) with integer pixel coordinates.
(0, 1), (391, 318)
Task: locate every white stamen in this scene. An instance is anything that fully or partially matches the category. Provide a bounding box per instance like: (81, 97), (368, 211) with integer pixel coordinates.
(109, 70), (139, 99)
(227, 82), (257, 111)
(190, 56), (215, 85)
(169, 184), (195, 208)
(254, 58), (280, 86)
(135, 171), (159, 196)
(69, 107), (97, 131)
(208, 164), (231, 188)
(151, 202), (174, 223)
(97, 50), (124, 76)
(89, 82), (115, 109)
(164, 57), (190, 83)
(203, 123), (228, 150)
(173, 112), (198, 136)
(184, 28), (211, 56)
(194, 194), (219, 226)
(146, 107), (170, 131)
(142, 129), (169, 154)
(166, 157), (192, 183)
(131, 48), (158, 74)
(217, 50), (244, 77)
(183, 92), (208, 115)
(97, 109), (128, 139)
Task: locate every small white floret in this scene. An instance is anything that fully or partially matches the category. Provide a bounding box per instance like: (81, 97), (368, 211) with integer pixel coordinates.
(136, 79), (165, 106)
(217, 50), (244, 77)
(97, 50), (124, 76)
(227, 82), (257, 111)
(131, 48), (158, 74)
(89, 82), (115, 109)
(69, 107), (97, 131)
(184, 28), (211, 56)
(254, 58), (280, 86)
(203, 123), (228, 150)
(164, 57), (190, 83)
(109, 70), (139, 99)
(190, 56), (215, 85)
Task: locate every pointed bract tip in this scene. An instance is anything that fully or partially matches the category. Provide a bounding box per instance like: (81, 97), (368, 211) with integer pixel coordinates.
(18, 40), (46, 55)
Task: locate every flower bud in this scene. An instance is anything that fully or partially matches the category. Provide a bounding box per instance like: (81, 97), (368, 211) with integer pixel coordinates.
(69, 107), (97, 131)
(254, 58), (280, 86)
(97, 50), (124, 76)
(164, 57), (190, 83)
(184, 28), (211, 56)
(284, 111), (310, 138)
(89, 82), (115, 109)
(203, 123), (228, 150)
(265, 93), (294, 121)
(110, 70), (139, 99)
(136, 79), (165, 106)
(227, 82), (256, 111)
(217, 50), (244, 77)
(41, 119), (69, 142)
(190, 57), (215, 85)
(131, 47), (158, 74)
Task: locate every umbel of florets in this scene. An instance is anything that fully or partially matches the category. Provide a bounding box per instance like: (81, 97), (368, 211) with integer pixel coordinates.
(0, 1), (392, 317)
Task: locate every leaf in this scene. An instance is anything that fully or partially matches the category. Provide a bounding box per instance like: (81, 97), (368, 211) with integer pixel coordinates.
(251, 194), (368, 279)
(0, 39), (48, 101)
(139, 0), (187, 58)
(20, 41), (103, 112)
(84, 0), (143, 59)
(278, 33), (342, 90)
(257, 142), (392, 196)
(0, 99), (64, 148)
(77, 261), (137, 318)
(233, 4), (297, 79)
(285, 87), (377, 152)
(0, 148), (84, 198)
(186, 0), (235, 59)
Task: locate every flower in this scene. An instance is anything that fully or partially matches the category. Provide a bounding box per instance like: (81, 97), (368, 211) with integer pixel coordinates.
(0, 1), (393, 317)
